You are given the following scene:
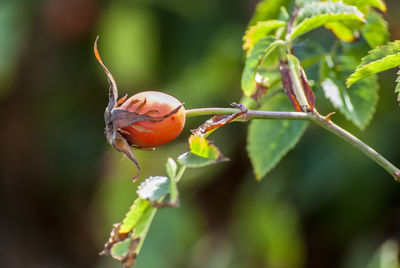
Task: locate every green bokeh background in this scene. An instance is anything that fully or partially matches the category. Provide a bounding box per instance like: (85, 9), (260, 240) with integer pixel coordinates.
(1, 0), (400, 267)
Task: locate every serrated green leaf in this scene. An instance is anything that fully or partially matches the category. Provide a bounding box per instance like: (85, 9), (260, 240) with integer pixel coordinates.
(321, 56), (379, 129)
(189, 135), (219, 159)
(243, 20), (286, 55)
(137, 176), (170, 202)
(120, 198), (150, 234)
(321, 56), (378, 129)
(289, 2), (364, 40)
(177, 135), (229, 168)
(242, 37), (283, 97)
(341, 0), (386, 12)
(346, 41), (400, 87)
(249, 0), (291, 26)
(107, 198), (156, 267)
(247, 94), (308, 180)
(361, 11), (389, 48)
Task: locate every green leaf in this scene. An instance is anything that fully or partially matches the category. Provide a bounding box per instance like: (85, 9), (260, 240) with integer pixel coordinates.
(341, 0), (386, 12)
(346, 41), (400, 87)
(249, 0), (291, 26)
(241, 37), (283, 97)
(243, 20), (286, 54)
(137, 176), (170, 202)
(130, 204), (157, 254)
(120, 198), (150, 234)
(320, 56), (378, 129)
(103, 199), (156, 267)
(247, 94), (308, 180)
(177, 135), (228, 168)
(361, 11), (389, 48)
(289, 2), (364, 40)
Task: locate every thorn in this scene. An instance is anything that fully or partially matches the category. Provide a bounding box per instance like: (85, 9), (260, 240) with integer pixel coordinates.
(324, 112), (336, 121)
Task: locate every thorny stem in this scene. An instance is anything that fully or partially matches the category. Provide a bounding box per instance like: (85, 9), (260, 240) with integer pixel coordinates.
(185, 108), (400, 181)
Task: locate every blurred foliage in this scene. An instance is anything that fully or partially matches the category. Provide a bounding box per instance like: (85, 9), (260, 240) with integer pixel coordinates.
(1, 0), (400, 267)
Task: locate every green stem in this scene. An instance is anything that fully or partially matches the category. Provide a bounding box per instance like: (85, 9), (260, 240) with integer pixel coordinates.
(185, 108), (400, 181)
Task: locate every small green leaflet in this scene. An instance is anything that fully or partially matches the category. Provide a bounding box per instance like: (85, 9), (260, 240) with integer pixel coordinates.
(177, 135), (228, 168)
(247, 94), (308, 180)
(243, 20), (286, 55)
(120, 198), (150, 234)
(241, 37), (283, 98)
(289, 2), (365, 40)
(346, 41), (400, 88)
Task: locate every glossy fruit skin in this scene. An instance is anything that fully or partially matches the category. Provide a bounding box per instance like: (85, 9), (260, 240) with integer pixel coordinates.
(119, 91), (185, 147)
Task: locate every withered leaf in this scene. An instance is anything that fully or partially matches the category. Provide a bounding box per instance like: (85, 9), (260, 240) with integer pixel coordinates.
(191, 110), (245, 137)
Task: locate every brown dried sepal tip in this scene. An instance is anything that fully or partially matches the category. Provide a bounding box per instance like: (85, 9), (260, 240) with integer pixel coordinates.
(191, 103), (247, 136)
(94, 36), (182, 181)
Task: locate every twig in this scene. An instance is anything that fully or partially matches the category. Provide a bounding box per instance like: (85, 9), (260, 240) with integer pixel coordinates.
(185, 107), (400, 181)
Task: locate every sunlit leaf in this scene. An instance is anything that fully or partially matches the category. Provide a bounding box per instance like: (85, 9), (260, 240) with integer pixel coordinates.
(341, 0), (386, 12)
(241, 37), (282, 98)
(243, 20), (286, 55)
(247, 94), (308, 180)
(325, 22), (357, 42)
(321, 56), (378, 129)
(120, 198), (150, 234)
(346, 41), (400, 88)
(289, 2), (364, 40)
(177, 135), (229, 168)
(361, 11), (389, 48)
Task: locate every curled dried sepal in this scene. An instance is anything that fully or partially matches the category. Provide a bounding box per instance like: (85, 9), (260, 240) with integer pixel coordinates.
(95, 36), (141, 181)
(111, 104), (183, 130)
